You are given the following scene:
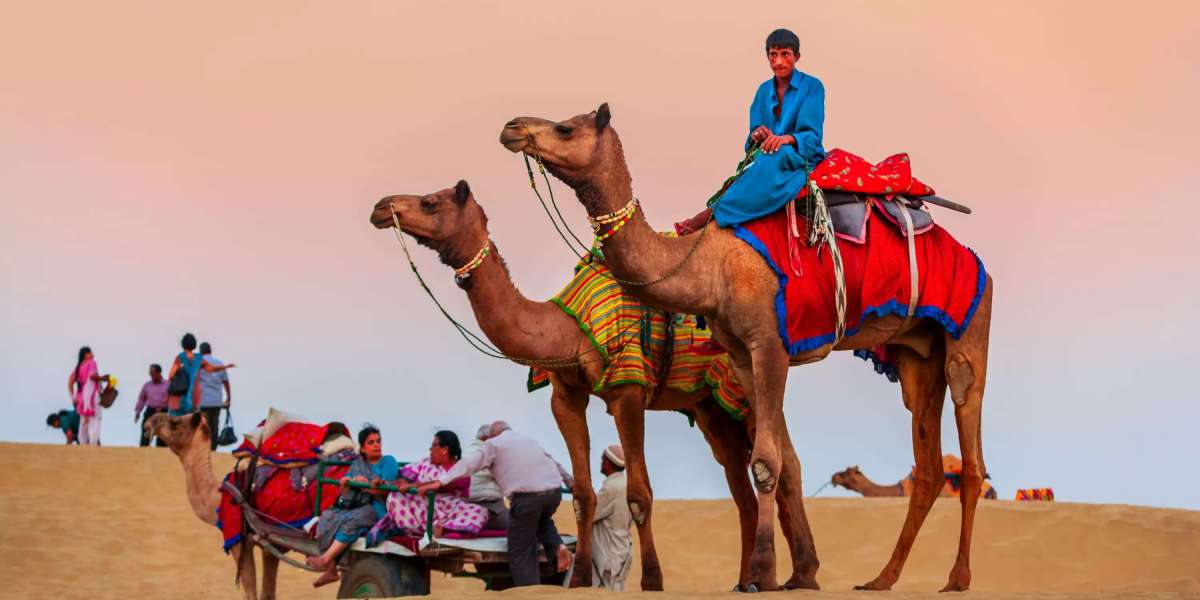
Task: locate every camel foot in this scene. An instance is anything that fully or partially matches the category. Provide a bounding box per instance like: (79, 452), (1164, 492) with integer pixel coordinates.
(569, 558), (592, 588)
(783, 574), (820, 590)
(939, 582), (969, 593)
(854, 576), (895, 591)
(555, 545), (573, 573)
(312, 569), (340, 588)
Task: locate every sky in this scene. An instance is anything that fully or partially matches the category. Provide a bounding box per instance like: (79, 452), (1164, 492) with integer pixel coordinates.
(2, 1), (1198, 509)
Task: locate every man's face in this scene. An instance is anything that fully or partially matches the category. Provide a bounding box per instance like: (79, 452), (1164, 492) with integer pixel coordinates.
(150, 367), (162, 382)
(768, 46), (798, 80)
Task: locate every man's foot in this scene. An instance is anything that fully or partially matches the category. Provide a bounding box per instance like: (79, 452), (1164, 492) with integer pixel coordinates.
(312, 569), (340, 588)
(555, 545), (573, 573)
(432, 522), (445, 539)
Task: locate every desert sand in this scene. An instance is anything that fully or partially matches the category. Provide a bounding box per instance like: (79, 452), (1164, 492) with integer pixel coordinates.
(1, 442), (1196, 600)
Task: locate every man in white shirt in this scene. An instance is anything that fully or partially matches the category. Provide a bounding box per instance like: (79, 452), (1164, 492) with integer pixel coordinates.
(419, 421), (573, 586)
(592, 445), (633, 591)
(468, 424), (509, 530)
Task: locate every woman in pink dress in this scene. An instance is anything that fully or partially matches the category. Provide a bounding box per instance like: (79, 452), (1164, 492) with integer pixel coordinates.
(383, 430), (489, 538)
(67, 346), (109, 445)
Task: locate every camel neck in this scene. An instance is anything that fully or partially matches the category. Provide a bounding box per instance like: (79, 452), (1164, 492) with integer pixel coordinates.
(180, 432), (221, 525)
(849, 477), (905, 498)
(459, 241), (581, 366)
(573, 147), (713, 316)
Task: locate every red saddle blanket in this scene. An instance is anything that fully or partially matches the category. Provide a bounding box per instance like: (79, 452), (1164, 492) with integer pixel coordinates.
(733, 200), (985, 358)
(807, 148), (935, 197)
(217, 465), (349, 553)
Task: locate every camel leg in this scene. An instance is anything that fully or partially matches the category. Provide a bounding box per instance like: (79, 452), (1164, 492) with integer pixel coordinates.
(608, 384), (664, 591)
(230, 542), (258, 600)
(741, 338), (790, 592)
(548, 377), (596, 588)
(942, 277), (992, 592)
(259, 548), (279, 600)
(691, 399), (756, 590)
(775, 424), (820, 590)
(857, 344), (948, 591)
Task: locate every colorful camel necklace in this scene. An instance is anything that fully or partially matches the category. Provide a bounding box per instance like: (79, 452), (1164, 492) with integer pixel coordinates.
(452, 241), (491, 285)
(589, 198), (639, 243)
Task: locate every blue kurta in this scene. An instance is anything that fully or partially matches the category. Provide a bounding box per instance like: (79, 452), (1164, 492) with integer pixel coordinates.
(713, 70), (826, 227)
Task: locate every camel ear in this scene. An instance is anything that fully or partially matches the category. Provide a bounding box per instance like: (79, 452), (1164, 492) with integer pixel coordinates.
(595, 102), (611, 131)
(454, 180), (471, 206)
(190, 412), (203, 428)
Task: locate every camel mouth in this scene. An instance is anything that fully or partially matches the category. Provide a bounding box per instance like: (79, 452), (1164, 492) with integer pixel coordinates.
(370, 210), (396, 230)
(499, 129), (528, 153)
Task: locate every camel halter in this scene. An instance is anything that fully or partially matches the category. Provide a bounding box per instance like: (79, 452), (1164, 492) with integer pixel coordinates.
(385, 208), (644, 368)
(518, 124), (711, 288)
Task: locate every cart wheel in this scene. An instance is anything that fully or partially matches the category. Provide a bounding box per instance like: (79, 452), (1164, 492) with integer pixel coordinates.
(337, 555), (428, 598)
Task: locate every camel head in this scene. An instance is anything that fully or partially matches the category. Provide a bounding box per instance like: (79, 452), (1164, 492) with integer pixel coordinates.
(499, 103), (617, 189)
(370, 180), (491, 283)
(145, 412), (210, 456)
(831, 465), (866, 490)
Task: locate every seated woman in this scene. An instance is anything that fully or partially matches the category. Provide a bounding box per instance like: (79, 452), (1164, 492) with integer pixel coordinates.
(307, 424), (399, 588)
(382, 430), (489, 538)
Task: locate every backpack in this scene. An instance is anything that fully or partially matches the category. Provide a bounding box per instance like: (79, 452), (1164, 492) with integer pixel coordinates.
(167, 353), (193, 396)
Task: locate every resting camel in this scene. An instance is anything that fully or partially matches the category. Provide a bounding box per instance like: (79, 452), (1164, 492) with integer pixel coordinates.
(832, 459), (998, 499)
(499, 104), (994, 592)
(369, 180), (811, 590)
(145, 412), (278, 600)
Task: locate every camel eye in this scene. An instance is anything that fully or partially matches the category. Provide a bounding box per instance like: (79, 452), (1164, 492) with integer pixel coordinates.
(420, 198), (437, 213)
(555, 124), (574, 136)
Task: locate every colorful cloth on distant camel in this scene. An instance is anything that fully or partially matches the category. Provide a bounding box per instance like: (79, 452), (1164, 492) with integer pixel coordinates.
(527, 256), (747, 420)
(899, 454), (997, 499)
(216, 462), (349, 552)
(733, 198), (986, 360)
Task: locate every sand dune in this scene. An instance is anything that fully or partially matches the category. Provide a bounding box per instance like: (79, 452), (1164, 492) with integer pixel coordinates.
(1, 442), (1196, 600)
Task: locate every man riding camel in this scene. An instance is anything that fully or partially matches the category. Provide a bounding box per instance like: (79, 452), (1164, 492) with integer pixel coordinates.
(683, 28), (826, 230)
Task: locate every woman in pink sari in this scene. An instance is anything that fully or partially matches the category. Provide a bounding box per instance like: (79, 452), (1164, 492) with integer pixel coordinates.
(67, 346), (109, 445)
(382, 430), (489, 538)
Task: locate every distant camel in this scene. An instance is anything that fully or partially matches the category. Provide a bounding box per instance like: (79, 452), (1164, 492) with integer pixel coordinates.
(832, 456), (997, 499)
(146, 413), (279, 600)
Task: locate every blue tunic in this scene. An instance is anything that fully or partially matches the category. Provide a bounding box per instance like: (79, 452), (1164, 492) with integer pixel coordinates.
(712, 70), (826, 227)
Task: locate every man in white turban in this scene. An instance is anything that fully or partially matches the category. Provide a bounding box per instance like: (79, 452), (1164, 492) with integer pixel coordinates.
(592, 444), (633, 591)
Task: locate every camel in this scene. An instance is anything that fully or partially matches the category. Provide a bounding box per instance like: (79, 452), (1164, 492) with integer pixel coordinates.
(369, 180), (812, 591)
(145, 412), (279, 600)
(832, 458), (999, 499)
(499, 104), (994, 592)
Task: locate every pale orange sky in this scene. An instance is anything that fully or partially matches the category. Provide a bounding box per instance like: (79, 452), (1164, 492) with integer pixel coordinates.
(2, 1), (1198, 508)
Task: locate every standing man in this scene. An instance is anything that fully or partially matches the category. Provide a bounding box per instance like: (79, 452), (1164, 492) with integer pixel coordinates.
(134, 363), (170, 447)
(196, 342), (231, 450)
(418, 421), (573, 586)
(592, 445), (633, 591)
(710, 28), (827, 228)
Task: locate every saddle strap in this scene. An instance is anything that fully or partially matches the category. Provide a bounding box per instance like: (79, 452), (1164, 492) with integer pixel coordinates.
(896, 200), (920, 330)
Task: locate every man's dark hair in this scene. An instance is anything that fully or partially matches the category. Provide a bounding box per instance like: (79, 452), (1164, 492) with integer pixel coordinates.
(46, 413), (60, 427)
(358, 424), (381, 450)
(199, 342), (212, 355)
(434, 430), (462, 460)
(181, 333), (197, 351)
(765, 28), (800, 54)
(150, 363), (162, 375)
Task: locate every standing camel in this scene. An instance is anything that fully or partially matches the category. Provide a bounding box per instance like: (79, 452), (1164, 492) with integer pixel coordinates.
(145, 412), (279, 600)
(499, 104), (994, 592)
(369, 180), (811, 591)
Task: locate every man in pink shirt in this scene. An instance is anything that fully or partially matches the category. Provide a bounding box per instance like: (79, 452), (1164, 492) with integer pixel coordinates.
(134, 364), (169, 447)
(419, 421), (573, 586)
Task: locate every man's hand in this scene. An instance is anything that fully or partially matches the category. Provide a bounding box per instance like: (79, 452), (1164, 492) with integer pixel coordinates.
(416, 481), (443, 495)
(750, 125), (771, 145)
(761, 134), (795, 154)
